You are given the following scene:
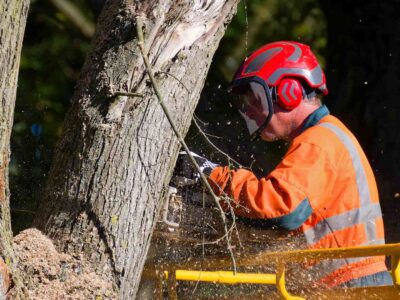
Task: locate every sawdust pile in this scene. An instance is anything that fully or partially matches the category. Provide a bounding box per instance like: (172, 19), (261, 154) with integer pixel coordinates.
(11, 228), (117, 299)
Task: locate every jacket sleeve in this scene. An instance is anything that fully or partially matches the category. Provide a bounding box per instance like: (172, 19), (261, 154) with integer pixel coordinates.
(208, 141), (336, 230)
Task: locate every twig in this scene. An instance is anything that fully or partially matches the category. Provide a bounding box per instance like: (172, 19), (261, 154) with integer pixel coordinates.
(207, 177), (250, 213)
(193, 114), (209, 126)
(113, 91), (144, 98)
(226, 159), (244, 250)
(10, 208), (36, 214)
(157, 70), (243, 168)
(195, 195), (244, 248)
(156, 71), (190, 94)
(50, 0), (95, 38)
(196, 220), (236, 246)
(192, 117), (242, 168)
(191, 189), (207, 296)
(135, 16), (237, 272)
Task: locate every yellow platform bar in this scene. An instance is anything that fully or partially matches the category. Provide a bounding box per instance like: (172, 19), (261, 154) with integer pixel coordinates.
(170, 270), (276, 285)
(144, 243), (400, 299)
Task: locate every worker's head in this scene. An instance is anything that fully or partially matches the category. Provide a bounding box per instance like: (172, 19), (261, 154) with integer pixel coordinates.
(230, 41), (328, 141)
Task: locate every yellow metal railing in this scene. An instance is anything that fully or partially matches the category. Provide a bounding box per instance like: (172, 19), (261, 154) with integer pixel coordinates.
(169, 270), (276, 285)
(143, 243), (400, 299)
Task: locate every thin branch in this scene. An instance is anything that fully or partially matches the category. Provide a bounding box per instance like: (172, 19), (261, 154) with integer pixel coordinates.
(157, 71), (243, 168)
(50, 0), (95, 38)
(191, 189), (207, 296)
(196, 219), (236, 247)
(156, 71), (190, 94)
(207, 177), (250, 213)
(10, 208), (36, 214)
(192, 117), (242, 168)
(193, 114), (209, 126)
(113, 91), (144, 98)
(135, 16), (237, 272)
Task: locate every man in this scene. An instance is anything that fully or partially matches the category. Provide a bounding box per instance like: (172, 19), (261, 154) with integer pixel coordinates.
(184, 41), (392, 288)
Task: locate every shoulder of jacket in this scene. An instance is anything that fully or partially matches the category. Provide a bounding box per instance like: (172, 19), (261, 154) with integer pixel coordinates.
(293, 117), (349, 161)
(297, 115), (345, 142)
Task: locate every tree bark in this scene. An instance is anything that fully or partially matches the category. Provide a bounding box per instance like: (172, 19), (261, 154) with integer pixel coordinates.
(0, 0), (30, 297)
(320, 0), (400, 243)
(35, 0), (239, 298)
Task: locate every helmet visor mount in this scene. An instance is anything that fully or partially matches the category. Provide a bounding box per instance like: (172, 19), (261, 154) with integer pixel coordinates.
(231, 80), (274, 141)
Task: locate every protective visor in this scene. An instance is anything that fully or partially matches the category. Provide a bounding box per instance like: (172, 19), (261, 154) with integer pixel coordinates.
(230, 81), (274, 140)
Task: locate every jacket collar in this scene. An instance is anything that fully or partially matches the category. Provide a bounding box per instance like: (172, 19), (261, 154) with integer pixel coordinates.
(302, 105), (330, 132)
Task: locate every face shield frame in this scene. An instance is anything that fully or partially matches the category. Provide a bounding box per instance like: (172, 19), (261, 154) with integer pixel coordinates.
(229, 76), (275, 141)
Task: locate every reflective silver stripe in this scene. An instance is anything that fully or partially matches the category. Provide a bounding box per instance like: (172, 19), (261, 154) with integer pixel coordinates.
(245, 47), (282, 74)
(308, 259), (359, 280)
(318, 83), (328, 94)
(289, 83), (297, 100)
(303, 203), (382, 244)
(307, 239), (385, 280)
(363, 238), (385, 246)
(319, 123), (371, 207)
(287, 42), (302, 62)
(281, 82), (291, 103)
(308, 257), (365, 280)
(267, 65), (324, 86)
(300, 121), (384, 282)
(366, 219), (377, 243)
(303, 122), (383, 246)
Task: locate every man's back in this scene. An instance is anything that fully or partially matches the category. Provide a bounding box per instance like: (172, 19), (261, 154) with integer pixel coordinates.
(210, 105), (387, 287)
(280, 107), (386, 287)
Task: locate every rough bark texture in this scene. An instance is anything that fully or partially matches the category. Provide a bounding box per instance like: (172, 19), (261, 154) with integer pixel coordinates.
(320, 0), (400, 243)
(35, 0), (239, 298)
(0, 0), (30, 296)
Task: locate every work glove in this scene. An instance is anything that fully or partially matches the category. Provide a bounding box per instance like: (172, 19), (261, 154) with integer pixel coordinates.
(177, 151), (219, 181)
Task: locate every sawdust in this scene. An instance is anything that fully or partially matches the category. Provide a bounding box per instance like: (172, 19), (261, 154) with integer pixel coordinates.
(10, 228), (117, 299)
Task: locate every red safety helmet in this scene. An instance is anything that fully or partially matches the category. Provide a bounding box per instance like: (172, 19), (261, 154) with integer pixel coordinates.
(230, 41), (328, 140)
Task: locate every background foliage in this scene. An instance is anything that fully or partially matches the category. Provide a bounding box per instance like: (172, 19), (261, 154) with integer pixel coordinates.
(11, 0), (93, 232)
(9, 0), (327, 231)
(11, 0), (400, 242)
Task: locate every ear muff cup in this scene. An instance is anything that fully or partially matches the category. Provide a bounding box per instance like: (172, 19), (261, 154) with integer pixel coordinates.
(276, 78), (303, 110)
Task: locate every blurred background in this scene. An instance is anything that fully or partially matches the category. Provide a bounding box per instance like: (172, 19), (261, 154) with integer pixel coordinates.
(11, 0), (400, 242)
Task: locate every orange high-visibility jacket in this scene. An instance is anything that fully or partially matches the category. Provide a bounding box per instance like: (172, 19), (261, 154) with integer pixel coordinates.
(209, 105), (386, 287)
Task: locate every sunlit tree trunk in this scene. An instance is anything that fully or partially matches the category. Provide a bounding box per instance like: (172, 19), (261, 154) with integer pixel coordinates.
(35, 0), (239, 298)
(321, 0), (400, 242)
(0, 0), (30, 297)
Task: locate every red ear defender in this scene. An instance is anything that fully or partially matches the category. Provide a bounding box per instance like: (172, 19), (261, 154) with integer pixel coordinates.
(276, 78), (303, 110)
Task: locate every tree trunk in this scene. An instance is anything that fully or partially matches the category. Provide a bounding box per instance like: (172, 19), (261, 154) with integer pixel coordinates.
(35, 0), (239, 298)
(320, 0), (400, 243)
(0, 0), (30, 297)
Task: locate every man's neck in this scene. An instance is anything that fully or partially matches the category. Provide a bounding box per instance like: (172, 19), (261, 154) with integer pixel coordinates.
(287, 104), (320, 141)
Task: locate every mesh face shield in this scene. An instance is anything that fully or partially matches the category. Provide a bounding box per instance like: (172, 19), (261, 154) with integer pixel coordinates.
(231, 81), (274, 140)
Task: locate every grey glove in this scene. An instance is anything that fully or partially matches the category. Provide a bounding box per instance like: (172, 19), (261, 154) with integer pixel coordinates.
(178, 151), (219, 180)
